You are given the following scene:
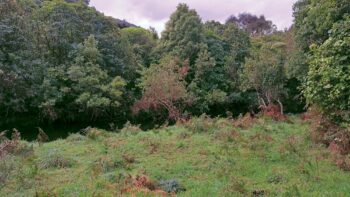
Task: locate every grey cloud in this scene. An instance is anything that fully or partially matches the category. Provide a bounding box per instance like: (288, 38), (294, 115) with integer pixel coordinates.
(90, 0), (297, 32)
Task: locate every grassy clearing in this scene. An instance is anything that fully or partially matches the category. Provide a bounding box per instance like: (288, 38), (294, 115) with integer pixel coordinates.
(1, 116), (350, 196)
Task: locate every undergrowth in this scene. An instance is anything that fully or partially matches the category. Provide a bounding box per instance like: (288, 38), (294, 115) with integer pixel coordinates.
(0, 115), (350, 196)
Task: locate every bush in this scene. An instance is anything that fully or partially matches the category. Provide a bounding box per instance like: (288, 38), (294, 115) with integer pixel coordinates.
(184, 114), (215, 133)
(0, 155), (16, 187)
(11, 141), (34, 158)
(82, 127), (105, 140)
(67, 133), (87, 142)
(120, 121), (142, 135)
(38, 149), (75, 169)
(91, 156), (124, 174)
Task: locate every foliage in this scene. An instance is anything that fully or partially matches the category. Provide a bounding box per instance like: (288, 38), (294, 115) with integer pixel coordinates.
(121, 27), (157, 66)
(159, 4), (203, 64)
(0, 0), (136, 123)
(40, 35), (126, 121)
(226, 13), (277, 36)
(293, 0), (350, 52)
(1, 117), (350, 196)
(188, 45), (227, 113)
(303, 16), (350, 122)
(120, 121), (142, 135)
(37, 148), (75, 169)
(0, 155), (17, 187)
(133, 56), (189, 121)
(241, 36), (287, 112)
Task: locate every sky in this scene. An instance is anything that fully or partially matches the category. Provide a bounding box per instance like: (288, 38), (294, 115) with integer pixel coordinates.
(90, 0), (297, 34)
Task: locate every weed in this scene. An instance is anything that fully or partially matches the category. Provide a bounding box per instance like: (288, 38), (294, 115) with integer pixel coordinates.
(12, 141), (34, 158)
(0, 155), (16, 187)
(184, 114), (215, 133)
(91, 156), (124, 174)
(82, 127), (104, 140)
(120, 121), (142, 135)
(66, 133), (87, 142)
(267, 174), (284, 184)
(222, 177), (248, 195)
(38, 149), (75, 169)
(233, 113), (256, 129)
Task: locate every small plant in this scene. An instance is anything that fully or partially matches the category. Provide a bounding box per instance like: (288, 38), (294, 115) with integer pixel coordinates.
(0, 128), (22, 158)
(38, 149), (75, 169)
(66, 133), (87, 142)
(91, 156), (124, 174)
(184, 114), (215, 133)
(157, 179), (185, 193)
(120, 121), (142, 135)
(12, 141), (34, 158)
(37, 128), (49, 146)
(221, 177), (248, 195)
(0, 155), (16, 187)
(82, 127), (104, 140)
(267, 174), (284, 184)
(233, 113), (256, 129)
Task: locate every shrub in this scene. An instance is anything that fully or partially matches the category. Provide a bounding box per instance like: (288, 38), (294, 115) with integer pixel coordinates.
(0, 129), (22, 158)
(184, 114), (215, 133)
(120, 121), (142, 135)
(11, 141), (34, 158)
(91, 156), (124, 174)
(0, 155), (16, 187)
(233, 113), (256, 129)
(66, 133), (87, 142)
(82, 127), (105, 140)
(38, 149), (75, 169)
(157, 179), (185, 193)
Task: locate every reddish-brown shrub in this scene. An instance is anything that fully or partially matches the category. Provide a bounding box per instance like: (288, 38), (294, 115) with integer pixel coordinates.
(261, 104), (287, 121)
(304, 107), (350, 171)
(0, 129), (21, 159)
(233, 113), (256, 129)
(132, 56), (190, 121)
(121, 175), (170, 196)
(334, 156), (350, 171)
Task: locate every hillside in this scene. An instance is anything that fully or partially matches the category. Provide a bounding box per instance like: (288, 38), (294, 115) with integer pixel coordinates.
(1, 116), (350, 196)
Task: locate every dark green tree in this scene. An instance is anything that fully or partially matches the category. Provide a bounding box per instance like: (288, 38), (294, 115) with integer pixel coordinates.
(159, 3), (203, 64)
(303, 16), (350, 122)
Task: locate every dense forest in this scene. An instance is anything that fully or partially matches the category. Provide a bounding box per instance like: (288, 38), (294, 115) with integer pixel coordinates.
(1, 0), (350, 195)
(1, 0), (349, 130)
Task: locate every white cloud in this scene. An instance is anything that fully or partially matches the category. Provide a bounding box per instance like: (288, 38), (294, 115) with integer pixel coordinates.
(90, 0), (297, 34)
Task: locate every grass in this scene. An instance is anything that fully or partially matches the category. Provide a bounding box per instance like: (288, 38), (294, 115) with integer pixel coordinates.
(1, 116), (350, 196)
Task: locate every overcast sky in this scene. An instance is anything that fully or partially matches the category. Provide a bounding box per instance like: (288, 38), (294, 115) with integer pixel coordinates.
(90, 0), (297, 34)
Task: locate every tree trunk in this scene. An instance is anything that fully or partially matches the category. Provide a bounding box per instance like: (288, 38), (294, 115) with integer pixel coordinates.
(276, 99), (284, 115)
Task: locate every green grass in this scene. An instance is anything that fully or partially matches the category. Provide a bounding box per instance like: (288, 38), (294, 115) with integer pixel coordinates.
(1, 116), (350, 196)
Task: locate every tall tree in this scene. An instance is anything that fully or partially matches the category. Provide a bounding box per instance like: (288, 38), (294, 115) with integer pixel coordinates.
(241, 37), (287, 113)
(188, 45), (227, 113)
(159, 3), (203, 64)
(226, 13), (276, 36)
(303, 16), (350, 122)
(40, 35), (126, 121)
(293, 0), (350, 52)
(133, 56), (189, 121)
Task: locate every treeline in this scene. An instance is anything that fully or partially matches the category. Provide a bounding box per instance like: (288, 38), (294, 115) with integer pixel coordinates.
(0, 0), (349, 127)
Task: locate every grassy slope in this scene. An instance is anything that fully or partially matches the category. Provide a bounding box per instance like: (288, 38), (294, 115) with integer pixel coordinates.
(1, 116), (350, 196)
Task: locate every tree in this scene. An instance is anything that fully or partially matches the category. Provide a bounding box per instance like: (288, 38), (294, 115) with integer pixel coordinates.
(188, 45), (227, 113)
(241, 38), (287, 113)
(226, 13), (276, 36)
(293, 0), (350, 52)
(0, 0), (44, 117)
(159, 3), (203, 64)
(303, 16), (350, 122)
(121, 27), (157, 66)
(133, 56), (189, 121)
(40, 35), (126, 121)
